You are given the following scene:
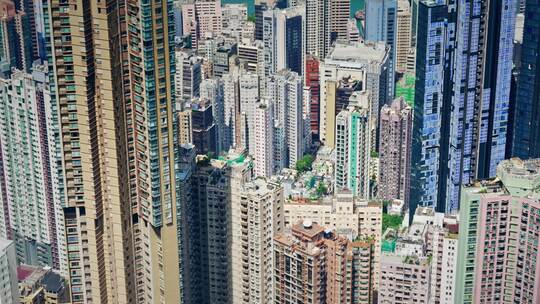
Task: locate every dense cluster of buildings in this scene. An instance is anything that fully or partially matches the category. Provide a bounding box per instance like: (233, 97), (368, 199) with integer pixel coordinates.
(0, 0), (538, 303)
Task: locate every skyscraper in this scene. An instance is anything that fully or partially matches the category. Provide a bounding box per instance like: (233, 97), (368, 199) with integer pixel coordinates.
(378, 97), (413, 207)
(395, 0), (412, 73)
(263, 6), (305, 77)
(0, 239), (17, 304)
(411, 0), (518, 214)
(365, 0), (397, 98)
(253, 102), (274, 177)
(238, 72), (261, 154)
(231, 177), (284, 304)
(306, 0), (331, 58)
(305, 55), (321, 140)
(181, 0), (222, 49)
(334, 95), (371, 199)
(175, 50), (202, 104)
(0, 66), (66, 273)
(456, 158), (540, 304)
(319, 41), (390, 148)
(266, 70), (305, 172)
(47, 0), (181, 302)
(305, 0), (351, 59)
(190, 98), (218, 155)
(512, 0), (540, 159)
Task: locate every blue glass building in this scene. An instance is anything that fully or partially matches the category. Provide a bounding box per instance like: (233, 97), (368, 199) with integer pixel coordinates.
(412, 0), (517, 214)
(512, 0), (540, 159)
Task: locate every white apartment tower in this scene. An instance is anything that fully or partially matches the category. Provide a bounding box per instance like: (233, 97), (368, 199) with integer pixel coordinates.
(0, 239), (18, 304)
(181, 0), (222, 49)
(0, 67), (67, 274)
(306, 0), (351, 58)
(239, 72), (261, 154)
(266, 70), (305, 172)
(253, 103), (274, 177)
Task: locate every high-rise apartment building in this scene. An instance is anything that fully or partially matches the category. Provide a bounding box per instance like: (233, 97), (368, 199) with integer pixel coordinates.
(274, 221), (376, 304)
(0, 0), (40, 75)
(231, 177), (284, 304)
(200, 78), (227, 153)
(0, 67), (66, 273)
(253, 103), (274, 177)
(305, 55), (321, 139)
(512, 0), (540, 159)
(335, 100), (371, 199)
(47, 0), (182, 302)
(306, 0), (331, 58)
(266, 70), (305, 172)
(379, 254), (432, 303)
(175, 50), (202, 104)
(181, 0), (222, 49)
(378, 97), (412, 207)
(319, 41), (390, 146)
(190, 98), (218, 155)
(191, 150), (253, 304)
(305, 0), (351, 59)
(263, 6), (305, 77)
(222, 71), (242, 150)
(239, 72), (261, 154)
(283, 191), (383, 289)
(455, 158), (540, 304)
(365, 0), (397, 98)
(412, 0), (518, 214)
(329, 0), (350, 42)
(395, 0), (412, 73)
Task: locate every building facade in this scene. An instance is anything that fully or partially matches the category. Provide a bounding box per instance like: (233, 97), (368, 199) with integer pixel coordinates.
(335, 103), (371, 199)
(378, 97), (412, 207)
(412, 0), (518, 214)
(0, 239), (17, 304)
(512, 0), (540, 159)
(274, 221), (376, 304)
(456, 158), (540, 304)
(0, 67), (66, 273)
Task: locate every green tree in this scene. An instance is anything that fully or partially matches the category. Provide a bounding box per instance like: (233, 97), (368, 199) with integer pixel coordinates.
(295, 154), (315, 172)
(382, 214), (403, 233)
(247, 15), (256, 22)
(316, 182), (328, 196)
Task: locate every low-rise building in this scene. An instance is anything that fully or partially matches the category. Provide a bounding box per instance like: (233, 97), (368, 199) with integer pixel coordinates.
(18, 265), (68, 304)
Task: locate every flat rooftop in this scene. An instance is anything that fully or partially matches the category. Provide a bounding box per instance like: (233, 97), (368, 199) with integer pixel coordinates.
(327, 41), (388, 64)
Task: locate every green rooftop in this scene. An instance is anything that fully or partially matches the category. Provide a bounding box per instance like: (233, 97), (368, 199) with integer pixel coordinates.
(217, 154), (246, 165)
(395, 74), (415, 107)
(382, 239), (396, 253)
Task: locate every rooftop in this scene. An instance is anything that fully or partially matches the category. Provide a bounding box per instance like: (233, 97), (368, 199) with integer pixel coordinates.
(326, 41), (388, 65)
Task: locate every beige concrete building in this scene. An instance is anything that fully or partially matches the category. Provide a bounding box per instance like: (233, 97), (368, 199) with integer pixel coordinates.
(231, 177), (284, 304)
(319, 42), (390, 146)
(283, 191), (382, 289)
(48, 0), (181, 302)
(274, 221), (376, 303)
(395, 0), (412, 73)
(379, 254), (432, 303)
